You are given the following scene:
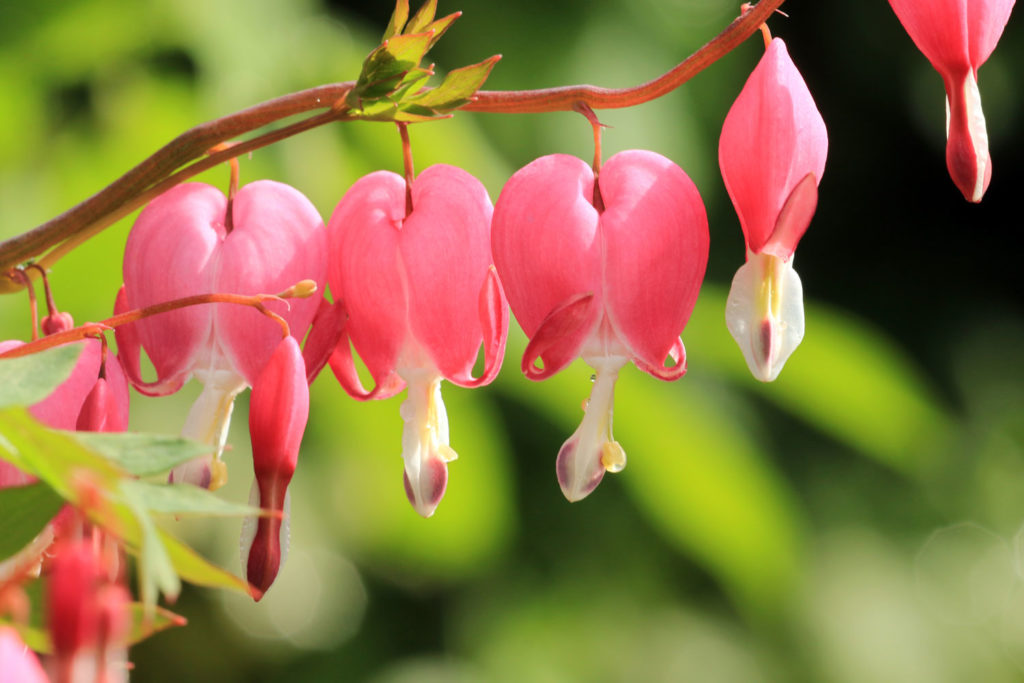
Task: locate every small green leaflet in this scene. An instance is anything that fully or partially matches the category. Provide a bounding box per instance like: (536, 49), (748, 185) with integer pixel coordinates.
(0, 344), (82, 409)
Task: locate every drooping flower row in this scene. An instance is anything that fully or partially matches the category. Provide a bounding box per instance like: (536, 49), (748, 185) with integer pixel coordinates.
(97, 33), (831, 599)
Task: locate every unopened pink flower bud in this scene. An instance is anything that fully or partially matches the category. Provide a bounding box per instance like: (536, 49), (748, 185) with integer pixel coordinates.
(241, 336), (308, 600)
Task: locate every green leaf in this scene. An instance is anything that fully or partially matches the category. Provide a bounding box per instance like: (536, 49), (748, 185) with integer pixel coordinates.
(121, 480), (266, 518)
(0, 407), (124, 496)
(70, 431), (210, 476)
(382, 0), (409, 40)
(389, 66), (435, 102)
(405, 0), (438, 35)
(407, 55), (500, 111)
(392, 107), (450, 122)
(158, 527), (251, 594)
(0, 603), (186, 654)
(421, 12), (459, 50)
(0, 344), (82, 409)
(0, 482), (63, 561)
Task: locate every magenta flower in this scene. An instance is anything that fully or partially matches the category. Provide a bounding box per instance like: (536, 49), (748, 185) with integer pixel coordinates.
(117, 180), (326, 488)
(888, 0), (1015, 202)
(719, 37), (827, 383)
(491, 151), (709, 501)
(240, 336), (308, 599)
(326, 165), (507, 518)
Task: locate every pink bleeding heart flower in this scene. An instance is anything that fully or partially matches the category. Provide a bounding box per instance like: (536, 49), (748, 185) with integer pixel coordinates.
(719, 37), (827, 383)
(326, 164), (508, 518)
(117, 180), (326, 489)
(47, 540), (130, 683)
(239, 336), (308, 599)
(0, 626), (49, 683)
(491, 150), (709, 502)
(888, 0), (1014, 202)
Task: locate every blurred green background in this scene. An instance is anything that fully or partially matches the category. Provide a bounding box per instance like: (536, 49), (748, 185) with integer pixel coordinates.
(2, 0), (1023, 680)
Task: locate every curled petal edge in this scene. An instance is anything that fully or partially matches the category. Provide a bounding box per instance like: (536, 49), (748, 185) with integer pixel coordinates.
(762, 172), (818, 261)
(521, 293), (597, 381)
(113, 286), (185, 397)
(327, 307), (405, 401)
(447, 266), (509, 389)
(302, 299), (346, 385)
(632, 337), (687, 381)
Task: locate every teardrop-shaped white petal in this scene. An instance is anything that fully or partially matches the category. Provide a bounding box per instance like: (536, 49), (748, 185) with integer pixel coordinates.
(725, 253), (805, 382)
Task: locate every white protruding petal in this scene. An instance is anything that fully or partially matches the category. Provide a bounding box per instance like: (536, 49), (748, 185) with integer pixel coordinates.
(725, 253), (805, 382)
(556, 356), (628, 502)
(397, 372), (454, 517)
(171, 371), (246, 489)
(961, 70), (990, 203)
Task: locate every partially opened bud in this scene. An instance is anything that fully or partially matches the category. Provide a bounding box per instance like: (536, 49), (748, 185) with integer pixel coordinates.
(241, 336), (308, 600)
(719, 38), (827, 382)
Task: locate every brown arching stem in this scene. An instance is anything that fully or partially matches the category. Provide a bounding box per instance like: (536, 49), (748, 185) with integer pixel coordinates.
(0, 0), (785, 293)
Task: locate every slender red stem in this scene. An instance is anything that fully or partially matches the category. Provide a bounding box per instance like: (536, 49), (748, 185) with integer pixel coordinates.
(397, 122), (416, 216)
(0, 285), (313, 360)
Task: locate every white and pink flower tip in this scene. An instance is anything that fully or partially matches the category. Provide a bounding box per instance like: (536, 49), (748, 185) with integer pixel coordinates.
(888, 0), (1015, 202)
(719, 37), (827, 383)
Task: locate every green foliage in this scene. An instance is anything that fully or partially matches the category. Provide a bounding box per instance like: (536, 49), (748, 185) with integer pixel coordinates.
(0, 344), (81, 409)
(0, 482), (64, 559)
(0, 406), (251, 610)
(346, 0), (498, 121)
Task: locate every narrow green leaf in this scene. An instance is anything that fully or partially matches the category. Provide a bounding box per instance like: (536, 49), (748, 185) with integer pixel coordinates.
(381, 31), (435, 69)
(405, 0), (438, 34)
(0, 344), (82, 409)
(392, 107), (449, 122)
(1, 604), (185, 654)
(422, 12), (459, 50)
(407, 55), (500, 111)
(70, 432), (210, 477)
(126, 603), (187, 646)
(389, 66), (434, 101)
(0, 482), (63, 561)
(382, 0), (409, 40)
(122, 480), (266, 518)
(0, 407), (124, 497)
(158, 528), (250, 594)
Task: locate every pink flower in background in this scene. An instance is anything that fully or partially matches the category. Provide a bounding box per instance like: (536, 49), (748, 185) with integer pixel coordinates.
(240, 336), (308, 599)
(0, 338), (130, 488)
(491, 150), (708, 502)
(47, 540), (131, 683)
(117, 180), (326, 489)
(888, 0), (1015, 202)
(719, 37), (827, 383)
(0, 626), (49, 683)
(326, 165), (507, 518)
